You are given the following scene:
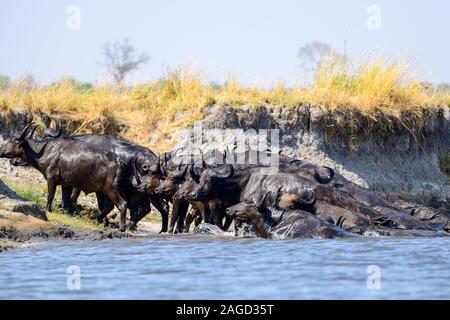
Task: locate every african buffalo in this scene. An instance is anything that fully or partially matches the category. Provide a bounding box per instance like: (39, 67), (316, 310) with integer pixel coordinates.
(0, 123), (129, 231)
(226, 192), (351, 239)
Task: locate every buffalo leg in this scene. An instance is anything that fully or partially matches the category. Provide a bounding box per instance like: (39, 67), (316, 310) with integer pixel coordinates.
(194, 213), (202, 226)
(46, 180), (57, 212)
(96, 206), (114, 226)
(62, 186), (78, 215)
(209, 201), (223, 229)
(96, 195), (115, 227)
(149, 195), (169, 233)
(61, 186), (72, 209)
(185, 208), (197, 233)
(94, 192), (114, 226)
(96, 192), (114, 213)
(70, 189), (82, 205)
(168, 199), (181, 233)
(176, 201), (188, 234)
(104, 190), (128, 232)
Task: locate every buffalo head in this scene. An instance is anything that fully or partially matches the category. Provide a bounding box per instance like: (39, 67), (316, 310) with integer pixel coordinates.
(189, 164), (234, 201)
(154, 162), (188, 196)
(226, 192), (270, 224)
(0, 123), (35, 158)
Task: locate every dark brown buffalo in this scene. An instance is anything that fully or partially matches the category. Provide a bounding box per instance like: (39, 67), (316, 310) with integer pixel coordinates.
(225, 192), (351, 239)
(0, 123), (129, 231)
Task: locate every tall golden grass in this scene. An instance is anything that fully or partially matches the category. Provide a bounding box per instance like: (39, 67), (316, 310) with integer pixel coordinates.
(0, 57), (448, 151)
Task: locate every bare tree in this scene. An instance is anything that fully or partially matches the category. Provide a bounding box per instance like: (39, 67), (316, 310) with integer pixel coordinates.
(102, 38), (149, 84)
(298, 41), (346, 85)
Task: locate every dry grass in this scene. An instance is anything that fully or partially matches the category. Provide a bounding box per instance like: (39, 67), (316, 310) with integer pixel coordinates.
(0, 57), (448, 152)
(307, 56), (441, 112)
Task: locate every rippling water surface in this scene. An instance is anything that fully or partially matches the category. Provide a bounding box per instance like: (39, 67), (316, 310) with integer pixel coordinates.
(1, 236), (449, 299)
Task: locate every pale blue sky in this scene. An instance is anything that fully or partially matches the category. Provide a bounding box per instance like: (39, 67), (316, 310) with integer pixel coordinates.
(1, 0), (449, 86)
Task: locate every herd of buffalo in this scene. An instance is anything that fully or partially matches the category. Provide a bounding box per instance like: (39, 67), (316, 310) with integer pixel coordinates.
(0, 122), (449, 239)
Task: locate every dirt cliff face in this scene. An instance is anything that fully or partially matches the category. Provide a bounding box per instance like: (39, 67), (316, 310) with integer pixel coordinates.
(175, 104), (450, 210)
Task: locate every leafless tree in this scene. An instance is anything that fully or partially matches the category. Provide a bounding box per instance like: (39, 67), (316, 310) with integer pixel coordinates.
(102, 38), (149, 84)
(298, 41), (346, 85)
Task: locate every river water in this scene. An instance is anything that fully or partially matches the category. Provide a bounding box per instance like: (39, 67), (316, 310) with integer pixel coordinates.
(1, 235), (449, 300)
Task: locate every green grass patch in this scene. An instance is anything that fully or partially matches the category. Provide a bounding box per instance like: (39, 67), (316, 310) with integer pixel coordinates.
(46, 211), (102, 231)
(5, 180), (102, 231)
(6, 181), (48, 207)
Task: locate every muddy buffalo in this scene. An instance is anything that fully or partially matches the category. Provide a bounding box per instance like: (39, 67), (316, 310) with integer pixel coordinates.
(0, 123), (129, 231)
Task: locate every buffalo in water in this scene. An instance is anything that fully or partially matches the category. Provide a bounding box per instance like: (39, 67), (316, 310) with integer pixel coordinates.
(226, 191), (351, 239)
